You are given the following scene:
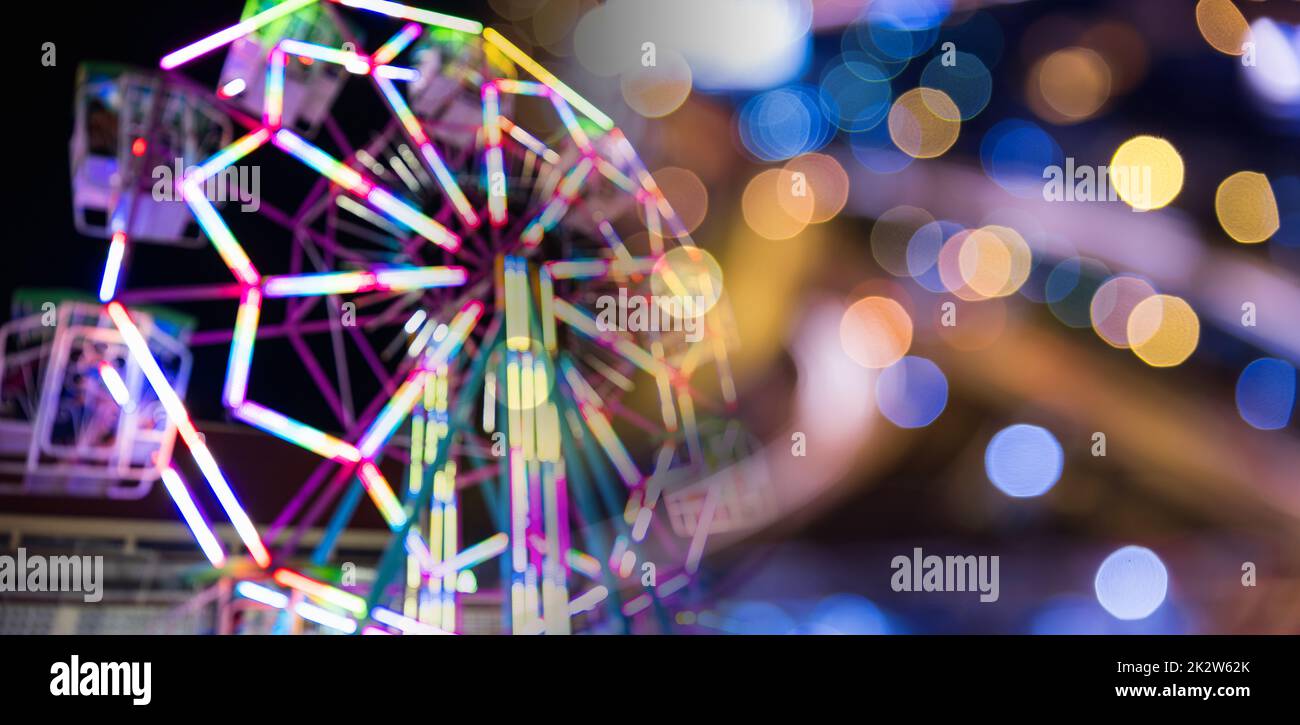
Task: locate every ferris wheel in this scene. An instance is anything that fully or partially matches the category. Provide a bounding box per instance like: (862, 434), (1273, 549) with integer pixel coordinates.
(56, 0), (769, 634)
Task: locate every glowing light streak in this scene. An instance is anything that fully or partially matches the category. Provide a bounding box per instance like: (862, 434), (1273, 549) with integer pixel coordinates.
(183, 184), (260, 285)
(262, 266), (463, 298)
(371, 607), (451, 634)
(296, 601), (358, 633)
(224, 287), (260, 407)
(236, 401), (362, 463)
(159, 465), (227, 567)
(332, 0), (483, 34)
(266, 48), (286, 126)
(97, 361), (131, 407)
(569, 585), (608, 615)
(108, 303), (270, 567)
(236, 581), (289, 609)
(499, 118), (561, 164)
(429, 532), (509, 578)
(98, 231), (128, 302)
(483, 84), (507, 227)
(273, 129), (369, 192)
(372, 23), (421, 65)
(279, 39), (371, 71)
(482, 27), (614, 130)
(273, 568), (368, 616)
(521, 158), (594, 246)
(160, 0), (318, 69)
(358, 461), (409, 528)
(374, 76), (479, 227)
(218, 78), (246, 99)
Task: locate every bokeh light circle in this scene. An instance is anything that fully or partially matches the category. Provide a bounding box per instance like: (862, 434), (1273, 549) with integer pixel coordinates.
(936, 296), (1007, 351)
(1127, 294), (1200, 368)
(742, 168), (814, 239)
(1196, 0), (1252, 56)
(650, 246), (724, 317)
(849, 119), (914, 174)
(782, 153), (850, 224)
(1095, 545), (1168, 620)
(984, 423), (1064, 498)
(738, 86), (833, 161)
(964, 225), (1032, 298)
(842, 20), (910, 79)
(906, 219), (958, 293)
(839, 296), (913, 369)
(939, 10), (1003, 69)
(803, 594), (889, 635)
(980, 119), (1063, 198)
(887, 88), (962, 159)
(1049, 257), (1110, 328)
(1028, 47), (1111, 124)
(1080, 21), (1149, 94)
(866, 6), (943, 62)
(1110, 135), (1184, 211)
(1089, 275), (1157, 348)
(1215, 171), (1280, 243)
(873, 205), (936, 276)
(1235, 358), (1296, 430)
(920, 52), (993, 120)
(875, 355), (949, 428)
(620, 49), (693, 118)
(644, 166), (708, 234)
(819, 59), (893, 132)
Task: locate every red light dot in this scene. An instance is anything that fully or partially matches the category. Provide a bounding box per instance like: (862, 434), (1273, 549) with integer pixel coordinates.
(131, 138), (147, 157)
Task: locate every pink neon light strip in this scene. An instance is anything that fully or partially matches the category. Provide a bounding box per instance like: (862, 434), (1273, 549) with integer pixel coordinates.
(261, 266), (465, 297)
(108, 302), (270, 567)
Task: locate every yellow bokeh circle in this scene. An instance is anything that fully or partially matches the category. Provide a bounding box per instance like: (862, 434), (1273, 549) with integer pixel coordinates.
(1215, 171), (1280, 244)
(742, 169), (814, 240)
(1127, 294), (1200, 368)
(650, 245), (724, 318)
(1196, 0), (1251, 56)
(887, 88), (961, 159)
(1110, 135), (1184, 211)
